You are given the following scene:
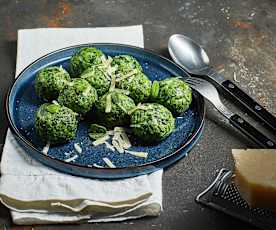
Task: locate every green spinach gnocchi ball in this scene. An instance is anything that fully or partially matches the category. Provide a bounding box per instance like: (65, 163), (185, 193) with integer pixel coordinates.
(117, 72), (152, 103)
(80, 66), (111, 97)
(130, 103), (175, 144)
(35, 66), (70, 102)
(152, 77), (192, 115)
(58, 78), (98, 115)
(111, 55), (142, 75)
(69, 47), (104, 77)
(95, 91), (136, 128)
(35, 103), (78, 144)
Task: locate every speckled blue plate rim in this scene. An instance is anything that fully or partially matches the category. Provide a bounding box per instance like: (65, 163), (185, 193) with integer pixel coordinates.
(6, 43), (205, 179)
(12, 122), (204, 179)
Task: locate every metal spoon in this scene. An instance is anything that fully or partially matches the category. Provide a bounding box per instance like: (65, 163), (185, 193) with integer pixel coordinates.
(168, 34), (276, 132)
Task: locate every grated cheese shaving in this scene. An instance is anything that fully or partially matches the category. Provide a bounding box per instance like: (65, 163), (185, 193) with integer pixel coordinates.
(92, 134), (110, 146)
(107, 56), (113, 63)
(114, 127), (127, 133)
(105, 141), (115, 151)
(67, 81), (74, 87)
(105, 94), (112, 113)
(112, 139), (125, 153)
(100, 55), (114, 72)
(65, 154), (78, 162)
(52, 100), (59, 105)
(130, 124), (142, 128)
(127, 103), (149, 115)
(113, 126), (131, 133)
(100, 55), (107, 64)
(103, 157), (116, 168)
(119, 132), (131, 149)
(115, 89), (130, 95)
(107, 66), (117, 76)
(125, 150), (148, 158)
(113, 132), (131, 150)
(107, 130), (115, 135)
(115, 69), (138, 82)
(109, 74), (116, 91)
(74, 143), (82, 154)
(92, 163), (104, 168)
(64, 151), (72, 157)
(42, 142), (50, 155)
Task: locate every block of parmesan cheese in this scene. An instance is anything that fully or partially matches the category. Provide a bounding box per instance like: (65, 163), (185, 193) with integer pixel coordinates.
(232, 149), (276, 211)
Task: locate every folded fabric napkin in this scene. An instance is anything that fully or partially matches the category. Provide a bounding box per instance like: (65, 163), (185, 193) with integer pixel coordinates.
(0, 26), (163, 225)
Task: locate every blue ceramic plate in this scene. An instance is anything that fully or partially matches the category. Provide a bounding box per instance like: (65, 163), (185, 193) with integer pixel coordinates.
(6, 43), (205, 179)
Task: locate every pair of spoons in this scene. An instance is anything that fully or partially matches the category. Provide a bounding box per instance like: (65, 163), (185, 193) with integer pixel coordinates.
(168, 34), (275, 147)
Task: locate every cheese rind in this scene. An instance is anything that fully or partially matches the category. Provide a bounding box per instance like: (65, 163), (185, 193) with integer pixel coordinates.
(232, 149), (276, 211)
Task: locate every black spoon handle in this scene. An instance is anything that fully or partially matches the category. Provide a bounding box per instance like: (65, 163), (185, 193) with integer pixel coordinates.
(229, 114), (275, 149)
(222, 79), (276, 131)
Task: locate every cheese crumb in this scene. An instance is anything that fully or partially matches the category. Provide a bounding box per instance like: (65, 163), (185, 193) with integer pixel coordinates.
(104, 141), (115, 151)
(65, 155), (78, 162)
(103, 157), (116, 168)
(92, 135), (110, 146)
(125, 150), (148, 158)
(93, 163), (104, 168)
(42, 142), (50, 155)
(74, 143), (82, 154)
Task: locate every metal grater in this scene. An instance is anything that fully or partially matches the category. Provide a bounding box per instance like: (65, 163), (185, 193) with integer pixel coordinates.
(196, 168), (276, 230)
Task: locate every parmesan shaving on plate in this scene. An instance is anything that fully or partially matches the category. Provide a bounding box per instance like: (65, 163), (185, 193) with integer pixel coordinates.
(100, 55), (116, 77)
(103, 157), (116, 168)
(109, 74), (116, 91)
(105, 141), (115, 151)
(107, 130), (115, 135)
(64, 151), (72, 157)
(125, 150), (148, 158)
(92, 134), (110, 146)
(90, 125), (149, 162)
(127, 103), (149, 115)
(52, 100), (59, 105)
(112, 139), (125, 153)
(117, 89), (130, 96)
(67, 81), (74, 87)
(113, 132), (131, 150)
(113, 127), (131, 149)
(100, 55), (112, 67)
(114, 127), (129, 133)
(119, 132), (131, 149)
(100, 55), (108, 65)
(42, 142), (50, 155)
(105, 94), (112, 113)
(107, 66), (117, 76)
(115, 69), (138, 82)
(65, 155), (78, 162)
(93, 163), (104, 168)
(74, 143), (82, 154)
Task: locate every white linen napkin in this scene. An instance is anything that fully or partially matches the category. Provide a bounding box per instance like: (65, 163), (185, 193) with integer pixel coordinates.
(0, 26), (163, 225)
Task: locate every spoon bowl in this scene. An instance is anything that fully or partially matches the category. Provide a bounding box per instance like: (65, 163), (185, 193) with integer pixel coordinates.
(168, 34), (210, 75)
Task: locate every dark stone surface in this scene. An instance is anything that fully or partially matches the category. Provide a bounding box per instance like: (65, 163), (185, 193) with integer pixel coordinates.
(0, 0), (275, 229)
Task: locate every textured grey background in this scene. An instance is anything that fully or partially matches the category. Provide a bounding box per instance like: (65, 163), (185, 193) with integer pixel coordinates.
(0, 0), (275, 229)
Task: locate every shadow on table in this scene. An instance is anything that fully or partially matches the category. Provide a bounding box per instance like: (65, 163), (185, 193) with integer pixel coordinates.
(0, 202), (12, 228)
(0, 41), (17, 155)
